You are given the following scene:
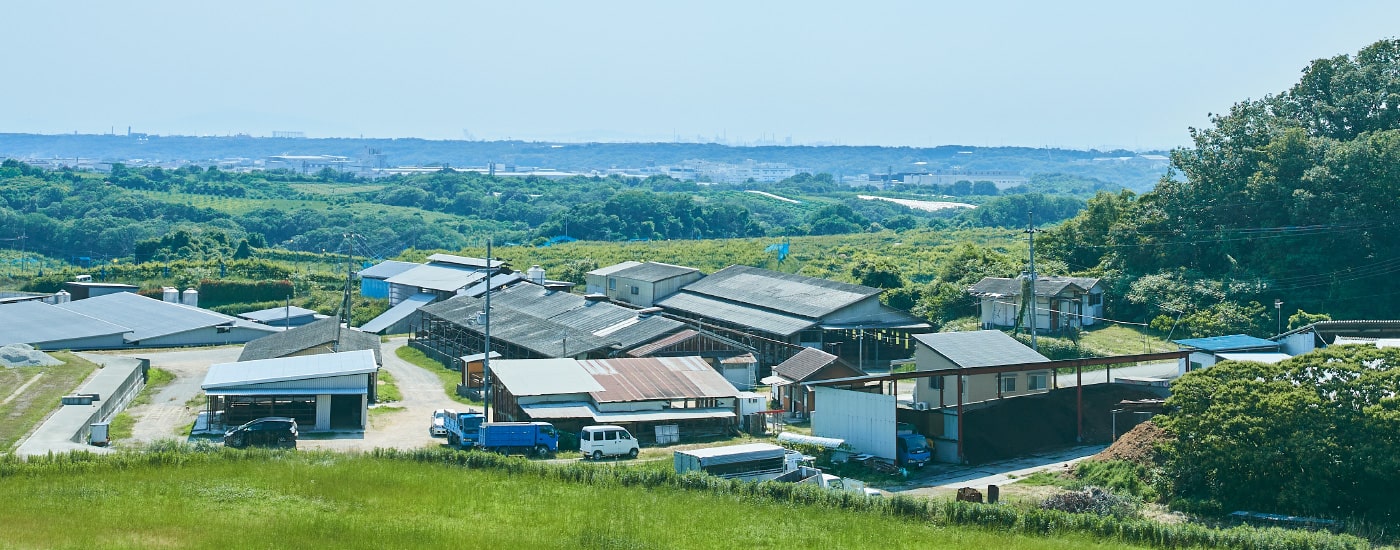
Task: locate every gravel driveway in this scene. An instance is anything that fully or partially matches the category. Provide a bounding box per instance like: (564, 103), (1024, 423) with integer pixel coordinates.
(299, 338), (466, 452)
(117, 346), (244, 445)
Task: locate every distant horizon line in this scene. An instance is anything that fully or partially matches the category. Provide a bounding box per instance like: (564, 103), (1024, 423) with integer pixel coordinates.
(0, 131), (1176, 154)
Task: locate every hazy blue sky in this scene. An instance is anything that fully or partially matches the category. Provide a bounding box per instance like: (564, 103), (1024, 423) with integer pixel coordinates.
(4, 1), (1396, 149)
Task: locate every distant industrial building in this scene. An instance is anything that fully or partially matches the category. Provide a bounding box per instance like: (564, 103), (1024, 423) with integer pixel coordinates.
(902, 170), (1028, 189)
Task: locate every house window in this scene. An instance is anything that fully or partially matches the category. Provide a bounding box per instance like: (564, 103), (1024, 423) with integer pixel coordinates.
(1089, 293), (1102, 306)
(1000, 375), (1017, 393)
(927, 376), (943, 390)
(1027, 373), (1048, 391)
(608, 278), (616, 290)
(630, 285), (639, 295)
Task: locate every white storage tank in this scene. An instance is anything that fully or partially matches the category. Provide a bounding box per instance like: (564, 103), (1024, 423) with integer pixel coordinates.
(181, 288), (198, 307)
(527, 265), (546, 285)
(162, 287), (178, 303)
(53, 290), (70, 304)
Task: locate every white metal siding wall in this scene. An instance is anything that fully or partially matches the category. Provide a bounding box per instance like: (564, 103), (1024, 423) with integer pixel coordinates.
(1278, 332), (1315, 355)
(821, 298), (886, 325)
(812, 386), (896, 459)
(141, 327), (274, 348)
(33, 334), (128, 351)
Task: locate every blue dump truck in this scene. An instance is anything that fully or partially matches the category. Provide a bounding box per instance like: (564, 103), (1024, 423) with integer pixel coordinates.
(444, 411), (485, 448)
(479, 422), (559, 457)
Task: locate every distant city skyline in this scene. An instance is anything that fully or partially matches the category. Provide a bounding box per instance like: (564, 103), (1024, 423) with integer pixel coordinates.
(3, 2), (1397, 150)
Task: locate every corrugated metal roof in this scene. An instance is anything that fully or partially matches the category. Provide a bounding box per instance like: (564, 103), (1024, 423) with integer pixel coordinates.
(239, 317), (382, 363)
(458, 273), (524, 298)
(587, 261), (642, 277)
(581, 356), (739, 403)
(607, 261), (700, 283)
(518, 402), (734, 422)
(1215, 352), (1294, 364)
(357, 260), (419, 280)
(913, 330), (1050, 368)
(967, 276), (1099, 298)
(56, 292), (273, 342)
(386, 264), (487, 292)
(773, 347), (865, 382)
(1173, 334), (1279, 352)
(680, 442), (784, 460)
(625, 329), (699, 357)
(491, 358), (605, 396)
(238, 306), (319, 323)
(361, 292), (436, 334)
(657, 292), (815, 337)
(0, 301), (131, 346)
(202, 350), (378, 389)
(420, 284), (684, 356)
(426, 253), (503, 269)
(680, 265), (880, 319)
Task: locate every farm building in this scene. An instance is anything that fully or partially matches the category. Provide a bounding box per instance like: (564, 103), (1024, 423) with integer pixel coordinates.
(967, 274), (1104, 333)
(54, 292), (278, 347)
(239, 316), (382, 364)
(488, 356), (741, 442)
(655, 265), (930, 369)
(1173, 334), (1284, 375)
(358, 254), (514, 335)
(411, 282), (689, 364)
(62, 281), (138, 301)
(0, 300), (130, 349)
(765, 347), (865, 418)
(357, 260), (418, 299)
(237, 305), (323, 328)
(910, 330), (1053, 408)
(202, 349), (379, 431)
(584, 261), (702, 307)
(1273, 319), (1400, 355)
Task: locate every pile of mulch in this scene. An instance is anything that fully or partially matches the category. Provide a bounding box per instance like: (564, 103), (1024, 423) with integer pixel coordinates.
(1096, 420), (1170, 466)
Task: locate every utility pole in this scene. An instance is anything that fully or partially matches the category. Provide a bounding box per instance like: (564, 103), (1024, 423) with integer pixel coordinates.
(1275, 299), (1283, 336)
(482, 237), (493, 422)
(335, 234), (355, 351)
(1026, 209), (1041, 351)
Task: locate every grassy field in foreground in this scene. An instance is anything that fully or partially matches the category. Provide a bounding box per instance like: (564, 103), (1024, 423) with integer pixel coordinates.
(0, 352), (99, 452)
(0, 452), (1145, 550)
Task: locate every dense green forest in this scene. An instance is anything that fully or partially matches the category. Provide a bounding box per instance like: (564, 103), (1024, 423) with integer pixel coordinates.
(0, 158), (1083, 264)
(1042, 39), (1400, 331)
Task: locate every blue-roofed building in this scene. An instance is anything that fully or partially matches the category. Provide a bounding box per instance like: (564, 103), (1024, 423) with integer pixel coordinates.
(356, 260), (419, 299)
(1173, 334), (1284, 375)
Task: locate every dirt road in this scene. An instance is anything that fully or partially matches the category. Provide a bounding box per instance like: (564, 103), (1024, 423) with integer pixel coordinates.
(118, 346), (244, 445)
(299, 338), (464, 452)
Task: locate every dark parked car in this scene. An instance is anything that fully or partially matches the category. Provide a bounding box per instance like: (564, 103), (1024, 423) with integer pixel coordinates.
(224, 417), (299, 449)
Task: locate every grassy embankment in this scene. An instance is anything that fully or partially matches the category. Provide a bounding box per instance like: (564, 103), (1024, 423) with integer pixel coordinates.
(0, 447), (1363, 550)
(0, 450), (1148, 550)
(0, 352), (100, 452)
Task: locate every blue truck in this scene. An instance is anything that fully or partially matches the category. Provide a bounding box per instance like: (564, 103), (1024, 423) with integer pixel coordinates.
(444, 411), (485, 448)
(479, 422), (559, 457)
(896, 432), (932, 468)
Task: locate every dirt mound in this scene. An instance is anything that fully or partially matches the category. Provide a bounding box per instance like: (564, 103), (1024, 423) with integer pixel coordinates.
(0, 344), (62, 368)
(1097, 420), (1169, 465)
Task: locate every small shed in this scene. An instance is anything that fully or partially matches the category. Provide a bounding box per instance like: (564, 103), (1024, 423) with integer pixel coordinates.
(459, 350), (503, 388)
(202, 350), (378, 431)
(769, 347), (866, 418)
(1174, 334), (1283, 375)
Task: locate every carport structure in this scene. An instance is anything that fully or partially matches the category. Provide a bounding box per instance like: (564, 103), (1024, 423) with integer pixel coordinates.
(806, 351), (1189, 463)
(202, 350), (379, 432)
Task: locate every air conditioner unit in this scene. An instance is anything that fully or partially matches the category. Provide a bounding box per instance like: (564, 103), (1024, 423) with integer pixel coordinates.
(913, 402), (929, 411)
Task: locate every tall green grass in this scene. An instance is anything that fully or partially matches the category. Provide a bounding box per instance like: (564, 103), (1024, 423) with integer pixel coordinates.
(0, 445), (1368, 550)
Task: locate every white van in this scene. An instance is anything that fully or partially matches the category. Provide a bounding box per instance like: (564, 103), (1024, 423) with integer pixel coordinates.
(580, 425), (639, 460)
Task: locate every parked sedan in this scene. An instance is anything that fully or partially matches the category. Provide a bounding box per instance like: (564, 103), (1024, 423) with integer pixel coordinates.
(430, 409), (456, 437)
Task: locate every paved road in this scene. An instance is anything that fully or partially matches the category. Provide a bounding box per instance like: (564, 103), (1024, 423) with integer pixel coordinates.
(300, 337), (464, 452)
(120, 346), (244, 445)
(888, 444), (1108, 497)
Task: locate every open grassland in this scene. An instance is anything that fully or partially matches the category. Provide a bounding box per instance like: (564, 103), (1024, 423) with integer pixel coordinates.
(0, 352), (99, 452)
(0, 450), (1145, 550)
(288, 183), (386, 195)
(1078, 324), (1174, 356)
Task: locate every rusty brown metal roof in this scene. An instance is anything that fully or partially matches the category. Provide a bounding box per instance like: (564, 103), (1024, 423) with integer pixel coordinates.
(625, 329), (700, 357)
(579, 356), (739, 403)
